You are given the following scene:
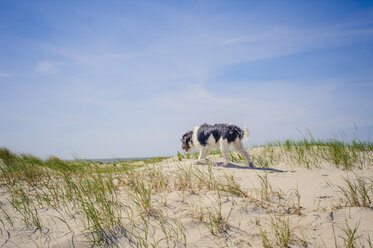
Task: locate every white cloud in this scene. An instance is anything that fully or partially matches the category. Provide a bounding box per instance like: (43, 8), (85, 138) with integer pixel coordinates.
(34, 61), (66, 74)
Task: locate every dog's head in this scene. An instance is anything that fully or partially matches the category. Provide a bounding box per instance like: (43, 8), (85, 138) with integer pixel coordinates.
(181, 131), (194, 152)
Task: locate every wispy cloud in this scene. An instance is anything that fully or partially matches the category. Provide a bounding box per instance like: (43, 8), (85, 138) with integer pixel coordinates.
(34, 61), (67, 74)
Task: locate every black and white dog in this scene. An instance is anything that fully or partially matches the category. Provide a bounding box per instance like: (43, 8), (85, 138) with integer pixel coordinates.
(181, 123), (254, 167)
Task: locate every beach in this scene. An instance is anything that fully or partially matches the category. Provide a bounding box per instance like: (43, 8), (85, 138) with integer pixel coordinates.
(1, 144), (373, 247)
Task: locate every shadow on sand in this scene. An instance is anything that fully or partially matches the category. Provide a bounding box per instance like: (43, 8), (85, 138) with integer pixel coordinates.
(197, 161), (286, 173)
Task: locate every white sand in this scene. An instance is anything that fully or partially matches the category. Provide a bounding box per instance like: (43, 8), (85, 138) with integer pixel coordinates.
(1, 155), (373, 247)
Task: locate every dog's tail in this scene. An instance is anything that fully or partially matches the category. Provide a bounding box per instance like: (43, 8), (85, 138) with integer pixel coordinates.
(242, 127), (250, 141)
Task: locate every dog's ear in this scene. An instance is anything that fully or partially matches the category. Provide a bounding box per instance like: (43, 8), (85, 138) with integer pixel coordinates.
(186, 131), (193, 138)
(182, 131), (192, 140)
(181, 130), (193, 151)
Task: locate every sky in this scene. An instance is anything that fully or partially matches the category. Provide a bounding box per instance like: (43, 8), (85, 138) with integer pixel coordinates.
(1, 0), (373, 159)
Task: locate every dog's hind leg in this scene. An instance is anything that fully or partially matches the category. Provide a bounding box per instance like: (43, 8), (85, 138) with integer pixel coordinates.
(233, 140), (254, 168)
(220, 139), (230, 166)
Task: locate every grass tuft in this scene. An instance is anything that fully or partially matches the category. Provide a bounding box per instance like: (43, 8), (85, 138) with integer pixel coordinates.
(337, 174), (372, 207)
(339, 219), (362, 248)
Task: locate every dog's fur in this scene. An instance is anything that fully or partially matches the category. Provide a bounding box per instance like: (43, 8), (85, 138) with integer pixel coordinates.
(181, 123), (254, 167)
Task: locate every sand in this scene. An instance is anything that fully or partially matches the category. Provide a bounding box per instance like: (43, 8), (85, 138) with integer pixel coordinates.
(1, 153), (373, 247)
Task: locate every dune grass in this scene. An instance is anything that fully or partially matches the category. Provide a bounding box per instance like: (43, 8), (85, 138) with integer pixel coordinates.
(260, 215), (293, 248)
(225, 138), (373, 170)
(203, 189), (233, 235)
(336, 174), (373, 207)
(1, 136), (372, 247)
(262, 138), (373, 169)
(177, 136), (373, 170)
(0, 147), (179, 247)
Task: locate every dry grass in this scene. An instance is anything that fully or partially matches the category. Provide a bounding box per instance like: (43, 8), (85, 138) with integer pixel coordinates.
(1, 138), (373, 247)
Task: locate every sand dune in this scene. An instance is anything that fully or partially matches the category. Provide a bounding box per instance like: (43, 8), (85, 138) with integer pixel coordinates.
(1, 147), (373, 247)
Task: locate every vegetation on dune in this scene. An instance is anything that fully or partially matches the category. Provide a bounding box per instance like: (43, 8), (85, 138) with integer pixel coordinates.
(0, 135), (372, 247)
(336, 174), (373, 208)
(275, 138), (373, 169)
(0, 147), (177, 247)
(176, 135), (373, 170)
(177, 138), (373, 170)
(0, 147), (144, 186)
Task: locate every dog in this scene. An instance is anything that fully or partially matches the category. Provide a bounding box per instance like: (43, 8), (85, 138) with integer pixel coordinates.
(181, 123), (254, 167)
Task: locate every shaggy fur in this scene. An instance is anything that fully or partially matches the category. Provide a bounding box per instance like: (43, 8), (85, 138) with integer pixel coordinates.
(181, 123), (254, 167)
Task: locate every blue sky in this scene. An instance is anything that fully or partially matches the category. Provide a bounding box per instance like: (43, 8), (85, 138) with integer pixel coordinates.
(1, 0), (373, 159)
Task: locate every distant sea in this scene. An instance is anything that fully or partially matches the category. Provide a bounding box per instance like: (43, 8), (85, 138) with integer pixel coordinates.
(66, 157), (157, 163)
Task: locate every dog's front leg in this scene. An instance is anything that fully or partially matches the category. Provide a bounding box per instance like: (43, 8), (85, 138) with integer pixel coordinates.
(220, 139), (230, 166)
(198, 147), (207, 163)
